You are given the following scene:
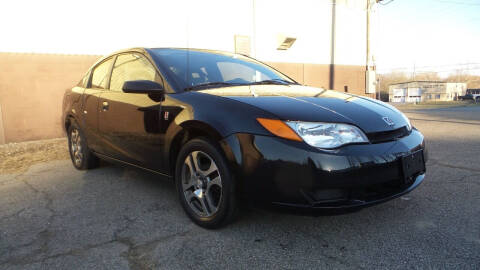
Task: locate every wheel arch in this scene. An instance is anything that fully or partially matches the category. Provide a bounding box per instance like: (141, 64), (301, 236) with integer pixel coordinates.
(64, 114), (76, 133)
(167, 120), (226, 175)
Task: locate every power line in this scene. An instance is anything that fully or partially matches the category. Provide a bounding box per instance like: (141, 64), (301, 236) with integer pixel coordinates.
(414, 67), (480, 74)
(378, 0), (395, 6)
(378, 63), (480, 71)
(433, 0), (480, 6)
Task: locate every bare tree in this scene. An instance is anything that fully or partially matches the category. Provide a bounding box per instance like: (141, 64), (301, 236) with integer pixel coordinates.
(445, 71), (480, 89)
(414, 72), (441, 81)
(376, 72), (409, 101)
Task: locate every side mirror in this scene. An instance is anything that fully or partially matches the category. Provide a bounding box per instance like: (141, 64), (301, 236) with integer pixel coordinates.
(122, 80), (164, 94)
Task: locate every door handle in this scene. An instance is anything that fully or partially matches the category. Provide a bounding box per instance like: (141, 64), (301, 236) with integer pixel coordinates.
(102, 101), (109, 111)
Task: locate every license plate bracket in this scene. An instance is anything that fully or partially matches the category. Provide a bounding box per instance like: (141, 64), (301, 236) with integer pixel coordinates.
(401, 150), (426, 184)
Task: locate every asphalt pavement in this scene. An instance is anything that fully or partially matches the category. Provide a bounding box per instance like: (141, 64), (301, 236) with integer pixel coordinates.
(1, 106), (479, 269)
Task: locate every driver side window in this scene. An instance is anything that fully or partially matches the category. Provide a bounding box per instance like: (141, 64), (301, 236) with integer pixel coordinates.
(109, 53), (157, 92)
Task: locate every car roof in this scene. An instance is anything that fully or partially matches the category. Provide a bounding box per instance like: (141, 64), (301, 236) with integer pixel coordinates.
(92, 47), (238, 67)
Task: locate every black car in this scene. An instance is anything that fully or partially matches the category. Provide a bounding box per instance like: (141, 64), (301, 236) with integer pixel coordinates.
(458, 94), (473, 101)
(62, 48), (427, 228)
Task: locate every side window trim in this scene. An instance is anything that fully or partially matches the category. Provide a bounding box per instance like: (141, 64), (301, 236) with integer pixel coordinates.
(87, 56), (116, 89)
(105, 55), (117, 90)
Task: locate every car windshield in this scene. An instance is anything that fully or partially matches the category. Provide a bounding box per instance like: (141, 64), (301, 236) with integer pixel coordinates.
(150, 48), (296, 91)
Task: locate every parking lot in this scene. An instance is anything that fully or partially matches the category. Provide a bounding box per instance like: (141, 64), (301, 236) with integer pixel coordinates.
(1, 105), (479, 269)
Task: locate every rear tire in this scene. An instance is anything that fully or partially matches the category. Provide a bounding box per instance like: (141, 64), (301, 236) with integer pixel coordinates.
(175, 138), (238, 229)
(67, 121), (99, 170)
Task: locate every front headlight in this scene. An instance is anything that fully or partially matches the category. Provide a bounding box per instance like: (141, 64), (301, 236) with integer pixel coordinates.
(286, 122), (369, 149)
(400, 113), (412, 131)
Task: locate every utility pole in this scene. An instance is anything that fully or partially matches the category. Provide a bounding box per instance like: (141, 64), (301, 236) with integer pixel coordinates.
(252, 0), (257, 58)
(329, 0), (336, 90)
(366, 0), (376, 95)
(366, 0), (372, 70)
(413, 63), (416, 80)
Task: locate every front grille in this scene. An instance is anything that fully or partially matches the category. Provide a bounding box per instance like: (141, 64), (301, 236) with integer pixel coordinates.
(302, 177), (414, 206)
(367, 126), (410, 143)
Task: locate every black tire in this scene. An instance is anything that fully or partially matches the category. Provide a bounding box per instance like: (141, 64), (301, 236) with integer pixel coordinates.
(67, 121), (99, 170)
(175, 138), (238, 229)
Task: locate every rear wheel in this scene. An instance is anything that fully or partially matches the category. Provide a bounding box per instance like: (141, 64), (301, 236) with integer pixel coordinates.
(67, 121), (99, 170)
(175, 138), (238, 229)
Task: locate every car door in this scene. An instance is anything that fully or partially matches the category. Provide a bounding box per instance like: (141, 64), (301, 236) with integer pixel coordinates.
(98, 53), (166, 170)
(80, 56), (114, 152)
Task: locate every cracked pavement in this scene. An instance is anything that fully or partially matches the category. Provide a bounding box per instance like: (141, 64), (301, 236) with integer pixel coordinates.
(1, 106), (479, 269)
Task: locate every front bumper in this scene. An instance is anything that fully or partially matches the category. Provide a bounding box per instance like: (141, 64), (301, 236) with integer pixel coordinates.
(221, 129), (427, 212)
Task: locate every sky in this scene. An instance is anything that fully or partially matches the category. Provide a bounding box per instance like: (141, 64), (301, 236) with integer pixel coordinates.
(376, 0), (480, 75)
(1, 0), (479, 76)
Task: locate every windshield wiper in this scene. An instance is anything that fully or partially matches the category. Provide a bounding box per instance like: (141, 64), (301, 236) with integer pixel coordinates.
(248, 79), (298, 85)
(184, 82), (240, 91)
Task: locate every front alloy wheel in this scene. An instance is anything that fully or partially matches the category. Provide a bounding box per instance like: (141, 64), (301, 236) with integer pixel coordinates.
(181, 151), (222, 217)
(175, 138), (238, 228)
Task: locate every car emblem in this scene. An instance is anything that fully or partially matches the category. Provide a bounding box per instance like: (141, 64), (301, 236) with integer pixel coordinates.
(382, 116), (395, 126)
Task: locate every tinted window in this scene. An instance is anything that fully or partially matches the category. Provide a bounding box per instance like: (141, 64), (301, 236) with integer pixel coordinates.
(91, 57), (114, 89)
(151, 49), (293, 91)
(110, 53), (157, 92)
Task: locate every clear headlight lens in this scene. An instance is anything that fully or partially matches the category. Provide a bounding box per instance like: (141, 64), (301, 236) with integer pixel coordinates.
(286, 122), (369, 149)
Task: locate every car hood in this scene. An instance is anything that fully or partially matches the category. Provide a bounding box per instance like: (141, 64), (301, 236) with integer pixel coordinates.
(198, 85), (408, 133)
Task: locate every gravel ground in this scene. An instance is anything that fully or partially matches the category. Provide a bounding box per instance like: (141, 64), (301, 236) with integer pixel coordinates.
(0, 106), (479, 269)
(0, 138), (68, 174)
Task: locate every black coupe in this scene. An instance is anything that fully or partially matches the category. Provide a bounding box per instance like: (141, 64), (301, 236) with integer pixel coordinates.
(62, 48), (427, 228)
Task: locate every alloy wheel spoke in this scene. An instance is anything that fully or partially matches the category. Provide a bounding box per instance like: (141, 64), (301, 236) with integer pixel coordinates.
(185, 155), (196, 176)
(207, 175), (222, 189)
(190, 152), (200, 173)
(199, 161), (218, 177)
(185, 190), (196, 203)
(204, 193), (217, 213)
(198, 196), (211, 215)
(183, 180), (196, 192)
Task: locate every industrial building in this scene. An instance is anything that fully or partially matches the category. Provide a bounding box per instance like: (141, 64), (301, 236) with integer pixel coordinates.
(388, 81), (467, 103)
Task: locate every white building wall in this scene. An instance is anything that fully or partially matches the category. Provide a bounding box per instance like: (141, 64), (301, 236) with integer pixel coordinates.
(180, 0), (368, 65)
(334, 0), (368, 66)
(1, 0), (371, 67)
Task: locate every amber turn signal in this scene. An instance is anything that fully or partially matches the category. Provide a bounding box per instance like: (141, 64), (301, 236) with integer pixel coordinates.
(256, 118), (303, 142)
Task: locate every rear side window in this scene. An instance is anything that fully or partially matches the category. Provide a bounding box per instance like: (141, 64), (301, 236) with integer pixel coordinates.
(109, 54), (157, 92)
(91, 57), (114, 89)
